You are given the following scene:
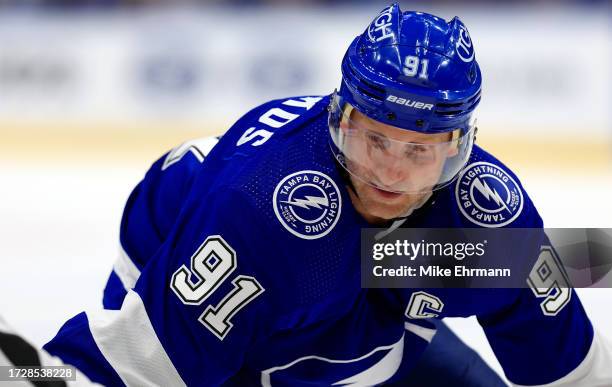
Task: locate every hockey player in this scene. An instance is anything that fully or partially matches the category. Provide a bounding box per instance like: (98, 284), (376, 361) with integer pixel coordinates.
(39, 4), (611, 386)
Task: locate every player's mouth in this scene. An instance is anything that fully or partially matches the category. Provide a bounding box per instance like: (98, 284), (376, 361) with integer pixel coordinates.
(371, 186), (403, 200)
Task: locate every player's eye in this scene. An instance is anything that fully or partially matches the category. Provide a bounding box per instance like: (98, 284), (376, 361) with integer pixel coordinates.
(366, 132), (389, 150)
(404, 144), (435, 164)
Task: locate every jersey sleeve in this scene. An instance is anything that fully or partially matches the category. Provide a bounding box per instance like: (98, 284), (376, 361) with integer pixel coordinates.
(45, 188), (274, 386)
(475, 198), (611, 386)
(477, 286), (592, 385)
(103, 137), (219, 310)
(478, 287), (612, 387)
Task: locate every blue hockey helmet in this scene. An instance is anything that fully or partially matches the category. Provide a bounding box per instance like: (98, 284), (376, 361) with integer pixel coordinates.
(329, 4), (481, 194)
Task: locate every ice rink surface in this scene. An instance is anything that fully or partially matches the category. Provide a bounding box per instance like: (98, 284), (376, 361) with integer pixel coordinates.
(1, 154), (610, 383)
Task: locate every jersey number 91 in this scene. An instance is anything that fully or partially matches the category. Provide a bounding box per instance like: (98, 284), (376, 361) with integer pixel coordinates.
(170, 235), (264, 340)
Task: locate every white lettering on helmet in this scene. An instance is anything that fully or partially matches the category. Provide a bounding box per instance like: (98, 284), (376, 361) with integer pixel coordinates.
(367, 6), (394, 43)
(386, 95), (434, 110)
(456, 26), (475, 63)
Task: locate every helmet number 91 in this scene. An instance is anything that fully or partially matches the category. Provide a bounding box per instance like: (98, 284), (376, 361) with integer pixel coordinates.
(403, 56), (429, 80)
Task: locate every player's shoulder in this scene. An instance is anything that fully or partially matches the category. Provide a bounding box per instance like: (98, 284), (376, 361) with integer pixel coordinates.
(206, 93), (338, 223)
(171, 94), (331, 196)
(448, 144), (543, 228)
(135, 94), (331, 218)
(149, 94), (330, 180)
(163, 93), (334, 237)
(222, 94), (330, 145)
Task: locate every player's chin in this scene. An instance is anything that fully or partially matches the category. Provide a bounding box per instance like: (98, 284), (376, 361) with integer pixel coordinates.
(363, 190), (412, 219)
(366, 202), (410, 220)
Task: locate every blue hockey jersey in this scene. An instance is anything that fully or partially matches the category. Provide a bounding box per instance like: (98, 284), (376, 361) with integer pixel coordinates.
(44, 95), (599, 386)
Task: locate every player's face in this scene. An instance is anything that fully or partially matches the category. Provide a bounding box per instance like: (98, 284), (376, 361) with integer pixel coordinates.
(344, 110), (454, 223)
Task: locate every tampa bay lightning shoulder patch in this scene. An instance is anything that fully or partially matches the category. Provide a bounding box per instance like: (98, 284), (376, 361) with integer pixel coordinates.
(273, 170), (342, 239)
(455, 162), (523, 227)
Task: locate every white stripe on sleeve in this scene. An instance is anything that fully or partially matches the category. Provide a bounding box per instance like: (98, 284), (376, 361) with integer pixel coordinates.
(404, 321), (437, 343)
(112, 245), (141, 291)
(88, 290), (186, 387)
(511, 330), (612, 387)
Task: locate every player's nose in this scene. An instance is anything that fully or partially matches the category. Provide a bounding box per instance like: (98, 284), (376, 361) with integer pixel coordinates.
(376, 158), (408, 188)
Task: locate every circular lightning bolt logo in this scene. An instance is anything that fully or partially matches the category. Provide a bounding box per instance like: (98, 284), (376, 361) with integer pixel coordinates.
(455, 162), (523, 227)
(273, 170), (342, 239)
